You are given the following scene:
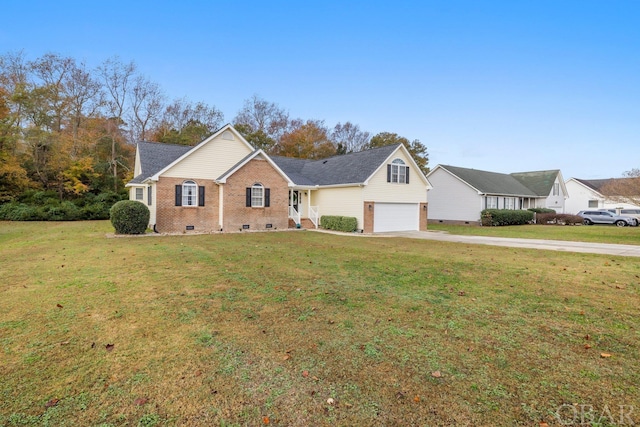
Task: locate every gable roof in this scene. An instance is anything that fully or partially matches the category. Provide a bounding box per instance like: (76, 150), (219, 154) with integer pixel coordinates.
(216, 149), (294, 185)
(271, 143), (419, 186)
(436, 165), (538, 197)
(510, 170), (562, 196)
(127, 141), (191, 185)
(573, 178), (612, 192)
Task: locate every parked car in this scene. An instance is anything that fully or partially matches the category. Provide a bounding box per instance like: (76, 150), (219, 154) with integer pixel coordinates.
(578, 210), (638, 227)
(605, 209), (640, 226)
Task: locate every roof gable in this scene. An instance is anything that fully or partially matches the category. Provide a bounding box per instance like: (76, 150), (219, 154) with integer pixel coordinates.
(510, 170), (561, 196)
(216, 150), (294, 185)
(127, 141), (192, 185)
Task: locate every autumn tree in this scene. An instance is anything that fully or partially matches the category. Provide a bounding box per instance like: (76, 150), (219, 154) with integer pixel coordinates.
(276, 119), (336, 159)
(367, 132), (429, 175)
(600, 169), (640, 206)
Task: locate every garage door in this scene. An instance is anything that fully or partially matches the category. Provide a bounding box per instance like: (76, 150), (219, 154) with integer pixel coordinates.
(374, 203), (419, 232)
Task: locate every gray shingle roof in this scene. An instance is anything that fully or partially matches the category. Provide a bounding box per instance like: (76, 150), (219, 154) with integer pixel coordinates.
(128, 141), (192, 184)
(574, 178), (612, 192)
(129, 140), (404, 187)
(271, 144), (401, 186)
(510, 170), (560, 196)
(439, 165), (538, 196)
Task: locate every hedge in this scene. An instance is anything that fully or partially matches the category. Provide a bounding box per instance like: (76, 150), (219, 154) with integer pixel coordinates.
(320, 215), (358, 232)
(481, 209), (534, 226)
(527, 208), (556, 214)
(0, 191), (126, 221)
(110, 200), (150, 234)
(535, 213), (583, 225)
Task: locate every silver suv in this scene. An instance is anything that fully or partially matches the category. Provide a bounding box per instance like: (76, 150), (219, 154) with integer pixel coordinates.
(578, 210), (637, 227)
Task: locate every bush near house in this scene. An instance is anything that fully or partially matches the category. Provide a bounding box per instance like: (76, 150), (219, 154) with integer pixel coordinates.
(110, 200), (150, 234)
(481, 209), (534, 226)
(528, 208), (556, 214)
(535, 213), (583, 225)
(320, 215), (358, 232)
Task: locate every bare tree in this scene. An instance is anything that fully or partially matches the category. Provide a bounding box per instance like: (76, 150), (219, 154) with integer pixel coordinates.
(151, 97), (224, 145)
(65, 61), (103, 154)
(29, 53), (75, 133)
(234, 95), (289, 141)
(331, 122), (370, 154)
(129, 75), (165, 142)
(97, 57), (136, 190)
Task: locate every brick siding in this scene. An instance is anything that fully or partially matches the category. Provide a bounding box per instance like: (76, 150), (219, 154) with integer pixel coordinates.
(155, 177), (220, 233)
(222, 159), (289, 232)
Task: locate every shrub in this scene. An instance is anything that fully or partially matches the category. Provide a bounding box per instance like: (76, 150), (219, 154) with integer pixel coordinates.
(528, 208), (556, 214)
(0, 203), (45, 221)
(535, 213), (583, 225)
(320, 215), (358, 232)
(110, 200), (150, 234)
(481, 209), (534, 226)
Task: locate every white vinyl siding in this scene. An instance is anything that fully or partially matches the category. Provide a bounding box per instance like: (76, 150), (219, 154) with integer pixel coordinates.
(364, 150), (427, 203)
(427, 167), (484, 222)
(311, 187), (364, 229)
(163, 133), (253, 180)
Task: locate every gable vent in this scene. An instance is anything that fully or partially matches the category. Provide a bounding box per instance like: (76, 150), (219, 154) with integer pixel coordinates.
(222, 130), (234, 140)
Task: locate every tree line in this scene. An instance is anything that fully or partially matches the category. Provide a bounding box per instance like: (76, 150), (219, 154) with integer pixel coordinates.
(0, 51), (429, 218)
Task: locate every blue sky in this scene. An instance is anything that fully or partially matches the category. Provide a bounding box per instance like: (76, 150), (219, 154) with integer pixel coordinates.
(2, 0), (639, 179)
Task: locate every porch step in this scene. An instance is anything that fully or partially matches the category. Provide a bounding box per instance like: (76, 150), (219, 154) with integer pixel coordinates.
(288, 218), (317, 229)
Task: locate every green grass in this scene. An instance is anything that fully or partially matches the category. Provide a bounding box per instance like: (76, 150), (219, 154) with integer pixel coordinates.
(1, 221), (639, 426)
(429, 222), (640, 245)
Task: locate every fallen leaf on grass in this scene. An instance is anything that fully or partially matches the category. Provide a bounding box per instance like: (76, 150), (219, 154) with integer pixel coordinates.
(262, 416), (270, 425)
(45, 398), (59, 408)
(60, 341), (70, 346)
(134, 397), (148, 405)
(600, 353), (612, 358)
(458, 291), (465, 296)
(56, 304), (63, 308)
(105, 343), (114, 352)
(584, 344), (592, 349)
(413, 395), (420, 403)
(431, 371), (442, 378)
(282, 355), (290, 361)
(540, 422), (549, 427)
(302, 370), (309, 377)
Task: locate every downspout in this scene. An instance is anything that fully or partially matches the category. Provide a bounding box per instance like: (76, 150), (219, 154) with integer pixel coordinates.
(218, 184), (224, 231)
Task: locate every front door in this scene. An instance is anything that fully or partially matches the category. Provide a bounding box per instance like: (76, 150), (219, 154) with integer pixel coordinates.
(291, 190), (299, 213)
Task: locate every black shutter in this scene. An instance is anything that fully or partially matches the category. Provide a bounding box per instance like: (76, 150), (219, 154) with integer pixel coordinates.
(387, 164), (391, 182)
(265, 188), (270, 207)
(198, 186), (205, 206)
(246, 188), (251, 207)
(175, 185), (182, 206)
(406, 167), (410, 184)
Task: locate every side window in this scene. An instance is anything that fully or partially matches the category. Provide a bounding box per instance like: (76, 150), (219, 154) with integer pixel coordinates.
(588, 200), (598, 208)
(147, 186), (152, 206)
(246, 183), (271, 208)
(135, 188), (143, 201)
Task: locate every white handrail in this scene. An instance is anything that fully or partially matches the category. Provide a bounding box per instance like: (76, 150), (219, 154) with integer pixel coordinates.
(289, 206), (301, 226)
(309, 206), (319, 228)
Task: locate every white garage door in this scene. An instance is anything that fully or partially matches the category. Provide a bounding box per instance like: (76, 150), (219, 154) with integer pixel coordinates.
(374, 203), (419, 232)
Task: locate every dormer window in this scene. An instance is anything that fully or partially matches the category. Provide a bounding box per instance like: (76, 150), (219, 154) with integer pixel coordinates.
(387, 158), (409, 184)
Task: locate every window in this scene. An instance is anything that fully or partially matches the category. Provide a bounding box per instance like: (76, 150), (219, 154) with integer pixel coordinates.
(505, 197), (515, 210)
(182, 180), (197, 206)
(553, 183), (560, 196)
(246, 184), (270, 207)
(486, 197), (498, 209)
(147, 186), (152, 206)
(251, 183), (264, 207)
(588, 200), (598, 208)
(135, 188), (143, 201)
(387, 159), (409, 184)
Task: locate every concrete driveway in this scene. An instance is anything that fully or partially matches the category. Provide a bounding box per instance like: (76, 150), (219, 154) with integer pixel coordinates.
(374, 230), (640, 257)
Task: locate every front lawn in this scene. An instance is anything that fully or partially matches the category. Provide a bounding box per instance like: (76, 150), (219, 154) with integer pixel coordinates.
(1, 221), (639, 426)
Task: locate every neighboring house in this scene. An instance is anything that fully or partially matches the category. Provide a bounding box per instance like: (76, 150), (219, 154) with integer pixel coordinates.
(426, 165), (567, 225)
(126, 124), (431, 234)
(565, 178), (640, 213)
